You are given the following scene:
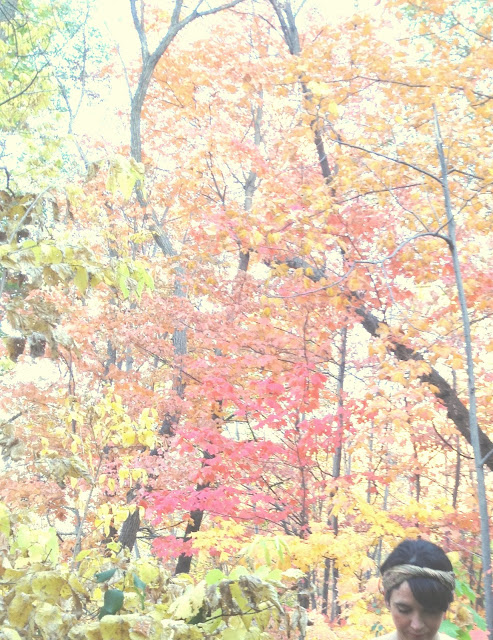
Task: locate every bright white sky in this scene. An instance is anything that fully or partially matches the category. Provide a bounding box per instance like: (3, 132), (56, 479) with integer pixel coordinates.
(95, 0), (378, 57)
(83, 0), (379, 145)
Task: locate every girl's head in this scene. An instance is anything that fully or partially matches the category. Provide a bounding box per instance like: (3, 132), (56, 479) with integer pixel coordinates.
(380, 539), (455, 612)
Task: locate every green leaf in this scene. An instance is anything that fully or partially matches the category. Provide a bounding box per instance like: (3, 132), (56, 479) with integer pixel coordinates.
(118, 262), (130, 278)
(274, 537), (285, 563)
(95, 568), (117, 583)
(240, 612), (252, 630)
(456, 580), (476, 603)
(230, 582), (249, 613)
(261, 541), (271, 565)
(118, 275), (129, 299)
(223, 627), (247, 640)
(440, 619), (459, 638)
(205, 569), (225, 585)
(13, 525), (59, 564)
(0, 502), (10, 536)
(97, 606), (112, 620)
(133, 572), (146, 591)
(471, 607), (487, 631)
(267, 569), (282, 581)
(254, 607), (271, 631)
(229, 566), (249, 579)
(254, 566), (270, 579)
(143, 270), (154, 289)
(98, 589), (124, 618)
(188, 609), (207, 625)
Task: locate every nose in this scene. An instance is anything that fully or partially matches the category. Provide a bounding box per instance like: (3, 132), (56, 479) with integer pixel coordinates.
(409, 612), (426, 632)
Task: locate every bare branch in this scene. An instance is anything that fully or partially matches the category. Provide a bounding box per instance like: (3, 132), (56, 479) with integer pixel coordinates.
(337, 182), (424, 204)
(333, 139), (443, 184)
(0, 62), (48, 108)
(129, 0), (149, 60)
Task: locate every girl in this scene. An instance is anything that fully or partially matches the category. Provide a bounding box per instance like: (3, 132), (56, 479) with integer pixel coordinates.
(376, 539), (456, 640)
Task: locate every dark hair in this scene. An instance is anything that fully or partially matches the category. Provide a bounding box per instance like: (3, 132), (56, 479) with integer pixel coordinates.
(380, 539), (454, 612)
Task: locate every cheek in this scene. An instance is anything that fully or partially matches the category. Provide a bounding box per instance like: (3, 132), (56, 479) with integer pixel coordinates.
(432, 613), (445, 630)
(391, 611), (407, 627)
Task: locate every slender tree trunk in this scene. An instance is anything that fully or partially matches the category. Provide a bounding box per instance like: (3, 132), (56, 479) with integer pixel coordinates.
(268, 3), (493, 479)
(322, 327), (347, 617)
(124, 0), (252, 554)
(322, 559), (330, 616)
(367, 423), (375, 504)
(412, 439), (421, 503)
(174, 101), (262, 573)
(451, 371), (461, 509)
(331, 327), (347, 621)
(452, 434), (461, 510)
(174, 451), (214, 574)
(433, 106), (493, 639)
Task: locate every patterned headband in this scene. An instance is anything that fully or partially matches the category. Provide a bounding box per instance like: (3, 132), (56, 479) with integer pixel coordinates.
(382, 564), (455, 594)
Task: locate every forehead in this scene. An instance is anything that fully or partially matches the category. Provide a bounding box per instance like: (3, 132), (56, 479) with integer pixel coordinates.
(389, 581), (418, 606)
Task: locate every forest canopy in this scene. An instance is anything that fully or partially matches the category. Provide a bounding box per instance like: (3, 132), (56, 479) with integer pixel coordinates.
(0, 0), (492, 638)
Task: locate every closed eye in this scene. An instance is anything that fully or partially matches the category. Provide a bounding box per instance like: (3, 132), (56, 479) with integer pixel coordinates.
(424, 610), (442, 615)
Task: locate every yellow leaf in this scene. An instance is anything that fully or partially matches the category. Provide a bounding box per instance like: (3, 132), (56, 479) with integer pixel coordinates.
(69, 573), (90, 597)
(0, 502), (10, 537)
(169, 581), (206, 619)
(8, 593), (32, 627)
(68, 621), (103, 640)
(390, 371), (406, 385)
(100, 616), (128, 640)
(348, 275), (361, 291)
(119, 468), (130, 485)
(252, 230), (264, 245)
(135, 562), (159, 586)
(74, 267), (89, 294)
(450, 356), (463, 370)
(93, 587), (103, 602)
(31, 572), (67, 602)
(0, 630), (23, 640)
(137, 430), (155, 448)
(122, 429), (136, 446)
(223, 621), (247, 640)
(34, 603), (68, 637)
(328, 101), (339, 117)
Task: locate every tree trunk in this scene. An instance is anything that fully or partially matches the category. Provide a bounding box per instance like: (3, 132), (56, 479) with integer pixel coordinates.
(433, 106), (492, 639)
(173, 99), (263, 574)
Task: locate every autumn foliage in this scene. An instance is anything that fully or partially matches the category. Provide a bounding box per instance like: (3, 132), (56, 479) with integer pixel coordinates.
(0, 0), (492, 638)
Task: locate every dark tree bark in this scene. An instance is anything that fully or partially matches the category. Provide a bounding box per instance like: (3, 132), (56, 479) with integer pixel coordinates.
(118, 0), (246, 555)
